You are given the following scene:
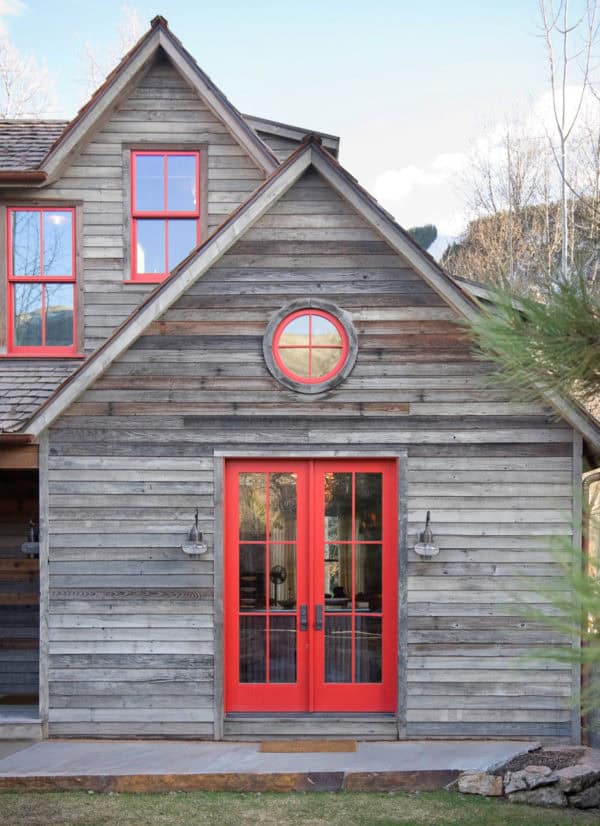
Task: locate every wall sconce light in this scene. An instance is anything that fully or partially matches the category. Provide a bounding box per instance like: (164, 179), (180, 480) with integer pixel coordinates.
(413, 511), (439, 558)
(181, 508), (208, 555)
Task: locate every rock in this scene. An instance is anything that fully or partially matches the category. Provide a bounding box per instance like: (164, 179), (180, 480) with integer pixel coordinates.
(457, 772), (503, 796)
(504, 771), (528, 794)
(569, 781), (600, 809)
(556, 763), (600, 794)
(503, 765), (557, 793)
(508, 786), (568, 807)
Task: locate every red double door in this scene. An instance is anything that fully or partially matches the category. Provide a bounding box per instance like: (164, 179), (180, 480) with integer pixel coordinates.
(224, 459), (398, 713)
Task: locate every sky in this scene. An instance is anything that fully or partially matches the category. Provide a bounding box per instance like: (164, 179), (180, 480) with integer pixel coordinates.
(1, 0), (553, 254)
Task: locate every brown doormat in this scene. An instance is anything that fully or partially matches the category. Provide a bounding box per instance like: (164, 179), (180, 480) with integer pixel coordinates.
(260, 740), (357, 753)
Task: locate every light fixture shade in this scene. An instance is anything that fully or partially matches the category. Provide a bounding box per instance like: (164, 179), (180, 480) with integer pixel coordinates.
(414, 510), (439, 557)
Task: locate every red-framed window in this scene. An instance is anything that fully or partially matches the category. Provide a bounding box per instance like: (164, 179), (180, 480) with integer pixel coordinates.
(130, 150), (201, 282)
(272, 308), (349, 385)
(6, 207), (77, 356)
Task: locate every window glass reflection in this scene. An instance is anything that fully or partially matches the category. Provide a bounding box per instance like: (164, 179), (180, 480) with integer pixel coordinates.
(167, 155), (197, 212)
(45, 284), (74, 347)
(136, 220), (166, 274)
(239, 473), (266, 541)
(168, 219), (197, 271)
(135, 155), (164, 211)
(12, 211), (40, 276)
(355, 473), (382, 540)
(43, 211), (72, 276)
(14, 283), (42, 346)
(324, 472), (352, 541)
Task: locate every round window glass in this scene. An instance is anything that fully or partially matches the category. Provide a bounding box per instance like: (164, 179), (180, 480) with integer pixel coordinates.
(272, 309), (349, 385)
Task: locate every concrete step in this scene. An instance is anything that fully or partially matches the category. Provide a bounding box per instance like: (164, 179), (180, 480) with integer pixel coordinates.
(0, 707), (41, 741)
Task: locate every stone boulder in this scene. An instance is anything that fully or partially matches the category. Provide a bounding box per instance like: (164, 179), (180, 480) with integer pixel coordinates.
(508, 786), (567, 807)
(504, 765), (557, 794)
(555, 763), (600, 794)
(569, 781), (600, 810)
(457, 772), (503, 797)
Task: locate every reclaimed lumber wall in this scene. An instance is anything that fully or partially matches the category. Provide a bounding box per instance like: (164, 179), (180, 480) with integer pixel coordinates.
(45, 169), (578, 740)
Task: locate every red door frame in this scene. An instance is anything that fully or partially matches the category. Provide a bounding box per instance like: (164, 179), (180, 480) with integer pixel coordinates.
(224, 458), (398, 713)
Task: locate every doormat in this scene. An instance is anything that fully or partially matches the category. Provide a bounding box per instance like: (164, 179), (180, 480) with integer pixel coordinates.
(259, 740), (357, 753)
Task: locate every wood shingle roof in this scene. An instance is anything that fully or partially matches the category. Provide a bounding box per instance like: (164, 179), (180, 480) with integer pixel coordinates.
(0, 120), (68, 171)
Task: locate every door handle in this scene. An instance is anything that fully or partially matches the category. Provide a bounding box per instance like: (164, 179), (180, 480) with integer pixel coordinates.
(300, 604), (308, 631)
(315, 604), (323, 631)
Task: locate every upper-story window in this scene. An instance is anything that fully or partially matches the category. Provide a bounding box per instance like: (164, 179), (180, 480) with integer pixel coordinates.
(7, 207), (77, 355)
(131, 151), (200, 282)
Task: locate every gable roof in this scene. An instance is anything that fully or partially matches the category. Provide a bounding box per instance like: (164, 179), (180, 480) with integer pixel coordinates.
(21, 136), (600, 456)
(0, 16), (279, 185)
(243, 114), (340, 156)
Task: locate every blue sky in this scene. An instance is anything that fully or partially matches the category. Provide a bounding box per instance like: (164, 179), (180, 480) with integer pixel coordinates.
(2, 1), (550, 248)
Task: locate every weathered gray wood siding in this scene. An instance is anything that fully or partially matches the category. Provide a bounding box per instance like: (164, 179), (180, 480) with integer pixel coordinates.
(2, 53), (266, 355)
(255, 131), (302, 162)
(0, 471), (39, 697)
(46, 169), (577, 739)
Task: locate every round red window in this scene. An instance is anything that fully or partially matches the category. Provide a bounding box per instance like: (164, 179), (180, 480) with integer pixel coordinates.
(272, 309), (349, 385)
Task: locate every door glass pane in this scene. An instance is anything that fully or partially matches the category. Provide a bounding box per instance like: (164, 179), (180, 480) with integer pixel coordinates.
(325, 615), (352, 683)
(12, 211), (40, 276)
(277, 347), (309, 378)
(14, 283), (42, 346)
(43, 211), (72, 276)
(355, 544), (382, 612)
(324, 472), (352, 541)
(355, 473), (382, 540)
(239, 544), (266, 611)
(239, 473), (266, 540)
(311, 314), (342, 347)
(136, 219), (166, 274)
(324, 544), (352, 607)
(269, 615), (296, 683)
(269, 472), (297, 540)
(355, 616), (382, 683)
(45, 284), (74, 347)
(168, 219), (197, 271)
(269, 544), (296, 609)
(135, 154), (164, 211)
(312, 348), (342, 378)
(239, 616), (266, 683)
(167, 155), (197, 212)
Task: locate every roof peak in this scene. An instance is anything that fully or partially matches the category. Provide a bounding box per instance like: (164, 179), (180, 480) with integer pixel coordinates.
(150, 15), (169, 29)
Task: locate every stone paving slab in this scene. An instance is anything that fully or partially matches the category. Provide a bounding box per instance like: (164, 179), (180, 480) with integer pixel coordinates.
(0, 739), (540, 792)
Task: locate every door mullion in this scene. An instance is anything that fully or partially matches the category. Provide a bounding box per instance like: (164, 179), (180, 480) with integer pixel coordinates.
(308, 458), (316, 713)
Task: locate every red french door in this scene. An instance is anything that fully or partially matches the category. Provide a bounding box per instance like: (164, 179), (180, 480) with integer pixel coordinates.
(224, 458), (397, 713)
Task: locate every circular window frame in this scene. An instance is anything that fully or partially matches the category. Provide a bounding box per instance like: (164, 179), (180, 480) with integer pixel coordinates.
(263, 299), (358, 394)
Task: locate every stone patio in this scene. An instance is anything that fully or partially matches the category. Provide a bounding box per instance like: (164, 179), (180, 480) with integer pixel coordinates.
(0, 738), (540, 792)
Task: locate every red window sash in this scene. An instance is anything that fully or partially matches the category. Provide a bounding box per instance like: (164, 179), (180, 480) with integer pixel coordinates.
(273, 309), (349, 385)
(130, 150), (201, 282)
(6, 206), (77, 357)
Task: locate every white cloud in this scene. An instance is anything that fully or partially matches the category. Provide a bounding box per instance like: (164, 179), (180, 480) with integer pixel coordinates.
(374, 152), (467, 206)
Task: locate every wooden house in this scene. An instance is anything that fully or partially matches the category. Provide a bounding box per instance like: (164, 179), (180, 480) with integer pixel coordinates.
(0, 16), (599, 743)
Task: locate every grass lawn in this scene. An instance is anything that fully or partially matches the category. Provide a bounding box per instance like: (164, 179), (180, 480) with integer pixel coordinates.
(1, 790), (598, 825)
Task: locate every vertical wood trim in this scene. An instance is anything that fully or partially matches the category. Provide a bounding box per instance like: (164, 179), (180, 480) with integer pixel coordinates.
(397, 455), (408, 739)
(200, 148), (209, 243)
(0, 204), (7, 352)
(572, 431), (583, 744)
(38, 431), (50, 737)
(75, 204), (84, 353)
(213, 453), (225, 740)
(122, 148), (131, 280)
